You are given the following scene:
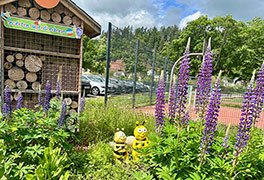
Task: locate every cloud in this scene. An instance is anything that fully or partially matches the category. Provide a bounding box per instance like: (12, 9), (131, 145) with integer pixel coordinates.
(91, 10), (157, 31)
(176, 0), (264, 21)
(74, 0), (181, 31)
(179, 11), (203, 29)
(72, 0), (264, 32)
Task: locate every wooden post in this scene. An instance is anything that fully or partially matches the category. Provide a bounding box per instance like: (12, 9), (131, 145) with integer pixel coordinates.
(0, 6), (4, 112)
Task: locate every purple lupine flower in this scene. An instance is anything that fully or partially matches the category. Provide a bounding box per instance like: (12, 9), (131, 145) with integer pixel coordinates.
(155, 72), (166, 133)
(43, 81), (52, 112)
(79, 97), (85, 113)
(195, 38), (213, 119)
(16, 92), (23, 110)
(58, 100), (67, 127)
(234, 71), (257, 157)
(2, 87), (12, 117)
(168, 78), (176, 122)
(200, 71), (222, 157)
(56, 81), (61, 99)
(175, 38), (191, 125)
(182, 110), (190, 125)
(253, 63), (264, 125)
(38, 91), (42, 107)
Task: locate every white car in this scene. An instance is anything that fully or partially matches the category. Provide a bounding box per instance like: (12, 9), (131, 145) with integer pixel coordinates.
(83, 75), (116, 96)
(83, 75), (105, 96)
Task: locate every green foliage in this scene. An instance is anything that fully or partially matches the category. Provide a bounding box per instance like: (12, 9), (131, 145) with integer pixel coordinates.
(0, 108), (73, 179)
(139, 122), (264, 179)
(26, 142), (71, 180)
(166, 16), (264, 82)
(83, 36), (106, 74)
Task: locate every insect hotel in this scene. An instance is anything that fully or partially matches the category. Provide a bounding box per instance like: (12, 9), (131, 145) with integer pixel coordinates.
(0, 0), (101, 112)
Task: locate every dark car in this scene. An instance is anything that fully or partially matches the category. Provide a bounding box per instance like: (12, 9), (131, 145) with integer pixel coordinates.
(81, 76), (91, 96)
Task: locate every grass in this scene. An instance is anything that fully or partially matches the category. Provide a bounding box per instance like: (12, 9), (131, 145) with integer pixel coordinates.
(79, 97), (155, 145)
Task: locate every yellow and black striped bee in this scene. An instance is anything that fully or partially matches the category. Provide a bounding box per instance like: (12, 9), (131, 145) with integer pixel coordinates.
(112, 128), (129, 162)
(132, 120), (150, 161)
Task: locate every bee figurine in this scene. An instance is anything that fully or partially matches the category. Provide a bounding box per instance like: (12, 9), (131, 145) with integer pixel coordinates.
(112, 128), (129, 162)
(132, 120), (150, 161)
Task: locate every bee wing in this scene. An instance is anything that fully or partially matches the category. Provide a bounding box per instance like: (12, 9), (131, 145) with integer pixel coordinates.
(109, 141), (115, 148)
(125, 136), (135, 146)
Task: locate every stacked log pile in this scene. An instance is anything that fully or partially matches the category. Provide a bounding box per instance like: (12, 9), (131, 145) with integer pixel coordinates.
(4, 53), (43, 91)
(4, 0), (81, 27)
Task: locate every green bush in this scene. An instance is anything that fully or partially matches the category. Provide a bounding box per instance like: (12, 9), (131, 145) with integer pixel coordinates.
(0, 108), (73, 179)
(139, 122), (264, 179)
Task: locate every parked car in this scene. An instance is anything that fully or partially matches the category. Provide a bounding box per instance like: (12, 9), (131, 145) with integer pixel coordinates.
(81, 76), (91, 96)
(87, 75), (119, 94)
(109, 78), (126, 94)
(83, 75), (116, 95)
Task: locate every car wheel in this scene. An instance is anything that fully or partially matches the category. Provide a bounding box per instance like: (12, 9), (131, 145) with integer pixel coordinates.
(91, 87), (100, 96)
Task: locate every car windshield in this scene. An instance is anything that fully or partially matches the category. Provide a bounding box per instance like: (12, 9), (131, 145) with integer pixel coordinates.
(85, 76), (103, 83)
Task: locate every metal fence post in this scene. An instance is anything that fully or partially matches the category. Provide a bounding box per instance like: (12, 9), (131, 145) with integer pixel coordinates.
(150, 47), (156, 105)
(132, 39), (139, 109)
(104, 22), (112, 108)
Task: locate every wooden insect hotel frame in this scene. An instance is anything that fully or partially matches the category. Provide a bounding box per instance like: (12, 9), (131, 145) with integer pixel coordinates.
(0, 0), (101, 112)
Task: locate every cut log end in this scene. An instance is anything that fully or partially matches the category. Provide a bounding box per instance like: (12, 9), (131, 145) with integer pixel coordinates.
(4, 62), (13, 70)
(8, 67), (25, 81)
(18, 0), (32, 8)
(51, 12), (61, 23)
(71, 101), (78, 109)
(6, 55), (14, 62)
(16, 80), (28, 90)
(72, 16), (81, 27)
(15, 53), (23, 60)
(16, 60), (24, 67)
(17, 7), (27, 17)
(40, 10), (51, 21)
(63, 16), (72, 25)
(26, 72), (38, 82)
(29, 7), (40, 20)
(4, 4), (17, 14)
(4, 79), (16, 89)
(32, 82), (41, 91)
(64, 98), (72, 106)
(25, 55), (43, 72)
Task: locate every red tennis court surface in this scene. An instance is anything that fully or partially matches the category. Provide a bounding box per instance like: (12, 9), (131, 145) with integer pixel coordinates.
(136, 105), (264, 129)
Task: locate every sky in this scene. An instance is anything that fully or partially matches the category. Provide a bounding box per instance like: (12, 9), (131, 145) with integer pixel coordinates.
(74, 0), (264, 31)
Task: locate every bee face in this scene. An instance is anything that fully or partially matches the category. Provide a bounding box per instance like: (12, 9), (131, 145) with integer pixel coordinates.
(134, 126), (147, 140)
(114, 130), (127, 143)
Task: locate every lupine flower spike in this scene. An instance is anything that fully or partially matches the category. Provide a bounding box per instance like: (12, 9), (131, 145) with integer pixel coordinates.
(253, 62), (264, 126)
(168, 75), (177, 123)
(175, 37), (191, 126)
(43, 80), (52, 112)
(200, 70), (222, 164)
(16, 92), (23, 110)
(231, 70), (257, 175)
(155, 71), (166, 134)
(195, 38), (213, 120)
(58, 100), (67, 127)
(2, 86), (12, 117)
